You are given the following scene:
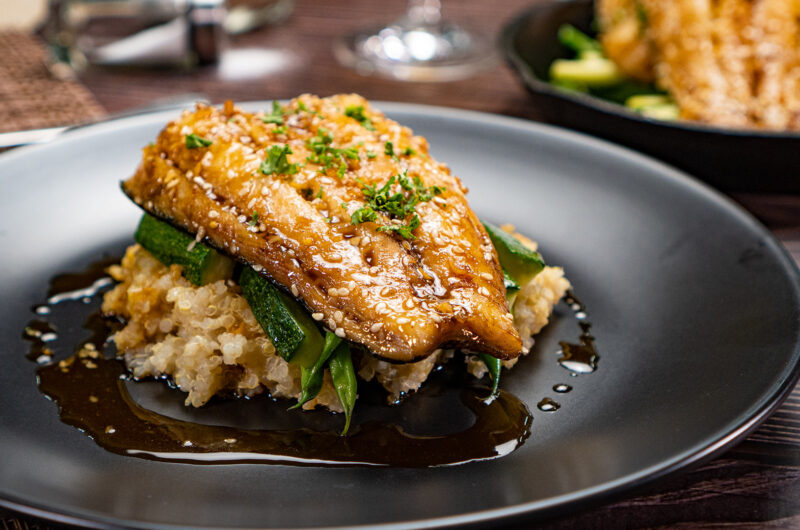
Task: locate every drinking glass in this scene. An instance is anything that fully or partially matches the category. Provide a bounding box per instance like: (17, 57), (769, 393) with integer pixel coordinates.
(334, 0), (495, 82)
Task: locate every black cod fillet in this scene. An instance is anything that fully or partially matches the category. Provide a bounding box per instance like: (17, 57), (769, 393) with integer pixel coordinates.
(122, 94), (523, 362)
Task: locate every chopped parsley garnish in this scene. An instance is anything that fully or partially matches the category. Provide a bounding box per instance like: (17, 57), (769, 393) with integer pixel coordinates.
(384, 141), (395, 157)
(345, 105), (375, 131)
(248, 211), (259, 226)
(403, 147), (416, 156)
(273, 125), (287, 135)
(306, 128), (359, 178)
(262, 101), (284, 125)
(185, 133), (212, 149)
(340, 201), (349, 209)
(349, 172), (445, 239)
(260, 144), (299, 176)
(351, 206), (378, 225)
(377, 215), (420, 239)
(297, 101), (309, 112)
(366, 150), (377, 159)
(315, 188), (323, 199)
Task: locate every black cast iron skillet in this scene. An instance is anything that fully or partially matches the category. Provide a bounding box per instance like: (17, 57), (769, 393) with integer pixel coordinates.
(501, 0), (800, 193)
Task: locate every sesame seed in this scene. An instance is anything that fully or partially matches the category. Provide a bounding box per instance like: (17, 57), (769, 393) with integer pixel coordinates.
(480, 272), (493, 280)
(403, 299), (414, 309)
(478, 287), (490, 296)
(252, 264), (263, 272)
(370, 322), (383, 333)
(397, 317), (410, 324)
(369, 266), (380, 275)
(335, 327), (346, 338)
(209, 210), (219, 218)
(312, 312), (324, 321)
(361, 236), (371, 246)
(334, 310), (343, 322)
(291, 285), (299, 297)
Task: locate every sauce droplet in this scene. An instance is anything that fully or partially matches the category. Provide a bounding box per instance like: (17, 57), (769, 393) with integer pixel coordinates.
(537, 398), (560, 412)
(552, 384), (572, 393)
(558, 293), (599, 375)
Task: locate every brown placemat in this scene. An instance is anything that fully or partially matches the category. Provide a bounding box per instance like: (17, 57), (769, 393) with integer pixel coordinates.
(0, 31), (106, 133)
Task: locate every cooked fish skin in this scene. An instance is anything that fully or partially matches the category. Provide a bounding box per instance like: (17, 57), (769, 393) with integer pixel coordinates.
(122, 95), (523, 363)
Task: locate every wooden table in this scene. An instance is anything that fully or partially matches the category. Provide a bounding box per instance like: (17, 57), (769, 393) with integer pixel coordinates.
(4, 0), (799, 527)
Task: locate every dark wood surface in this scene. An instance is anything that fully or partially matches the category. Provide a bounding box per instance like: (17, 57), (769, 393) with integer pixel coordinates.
(3, 0), (799, 528)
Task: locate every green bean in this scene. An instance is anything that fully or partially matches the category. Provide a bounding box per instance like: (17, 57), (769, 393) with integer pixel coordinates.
(557, 24), (601, 56)
(289, 332), (341, 410)
(478, 353), (501, 397)
(329, 342), (357, 435)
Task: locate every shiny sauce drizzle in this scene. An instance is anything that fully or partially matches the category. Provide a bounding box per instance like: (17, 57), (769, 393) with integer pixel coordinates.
(23, 258), (535, 467)
(558, 293), (599, 375)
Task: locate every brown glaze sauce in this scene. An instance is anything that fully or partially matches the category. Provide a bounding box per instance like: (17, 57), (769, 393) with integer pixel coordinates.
(558, 293), (599, 375)
(23, 257), (534, 467)
(24, 261), (599, 466)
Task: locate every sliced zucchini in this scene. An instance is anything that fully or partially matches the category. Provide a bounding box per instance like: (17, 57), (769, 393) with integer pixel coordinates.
(238, 267), (324, 367)
(134, 214), (233, 286)
(549, 57), (623, 89)
(639, 104), (680, 121)
(503, 269), (521, 309)
(625, 94), (671, 110)
(483, 221), (545, 288)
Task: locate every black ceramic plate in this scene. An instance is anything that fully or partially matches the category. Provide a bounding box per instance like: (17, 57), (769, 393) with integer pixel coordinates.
(501, 0), (800, 193)
(1, 103), (799, 529)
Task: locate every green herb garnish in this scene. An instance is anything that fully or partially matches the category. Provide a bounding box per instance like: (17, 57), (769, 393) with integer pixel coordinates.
(350, 206), (378, 225)
(345, 105), (375, 131)
(350, 172), (445, 239)
(403, 147), (416, 156)
(384, 141), (395, 157)
(366, 150), (377, 159)
(260, 144), (299, 176)
(377, 215), (420, 240)
(273, 125), (287, 135)
(306, 128), (358, 178)
(186, 133), (212, 149)
(262, 101), (284, 125)
(248, 211), (259, 226)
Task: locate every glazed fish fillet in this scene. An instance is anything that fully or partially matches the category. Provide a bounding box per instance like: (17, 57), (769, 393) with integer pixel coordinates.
(597, 0), (800, 130)
(122, 95), (523, 363)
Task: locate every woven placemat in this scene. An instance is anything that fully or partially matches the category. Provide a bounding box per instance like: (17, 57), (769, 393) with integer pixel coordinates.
(0, 31), (105, 133)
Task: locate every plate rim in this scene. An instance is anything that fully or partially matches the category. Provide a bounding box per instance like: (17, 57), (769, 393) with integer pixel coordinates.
(1, 101), (799, 529)
(500, 0), (800, 141)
